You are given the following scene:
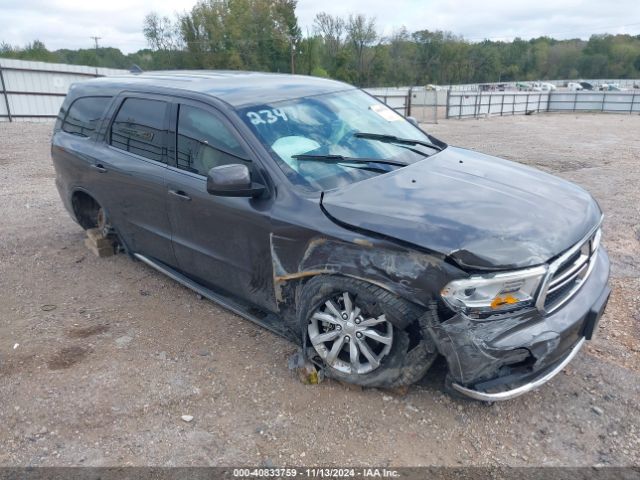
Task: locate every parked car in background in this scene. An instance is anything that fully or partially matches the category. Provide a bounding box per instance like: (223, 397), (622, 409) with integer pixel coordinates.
(529, 82), (557, 92)
(579, 81), (594, 91)
(600, 83), (624, 91)
(567, 82), (584, 91)
(51, 71), (610, 401)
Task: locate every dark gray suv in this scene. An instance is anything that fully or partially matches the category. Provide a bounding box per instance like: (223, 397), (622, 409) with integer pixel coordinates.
(51, 71), (610, 401)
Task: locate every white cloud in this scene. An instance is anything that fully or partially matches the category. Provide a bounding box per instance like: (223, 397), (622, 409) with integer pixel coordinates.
(1, 0), (639, 54)
(297, 0), (640, 41)
(1, 0), (196, 53)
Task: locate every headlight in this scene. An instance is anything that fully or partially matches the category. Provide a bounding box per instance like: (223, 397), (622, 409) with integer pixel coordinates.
(441, 266), (547, 316)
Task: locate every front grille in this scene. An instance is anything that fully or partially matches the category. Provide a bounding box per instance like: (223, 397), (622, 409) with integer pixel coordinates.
(539, 226), (601, 313)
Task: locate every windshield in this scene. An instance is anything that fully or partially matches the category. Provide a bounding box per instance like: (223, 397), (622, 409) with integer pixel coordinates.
(237, 89), (441, 191)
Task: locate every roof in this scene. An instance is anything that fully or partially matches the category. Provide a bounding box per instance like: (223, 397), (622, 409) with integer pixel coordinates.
(77, 70), (354, 108)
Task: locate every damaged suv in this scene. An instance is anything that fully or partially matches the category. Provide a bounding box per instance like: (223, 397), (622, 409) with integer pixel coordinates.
(52, 72), (610, 400)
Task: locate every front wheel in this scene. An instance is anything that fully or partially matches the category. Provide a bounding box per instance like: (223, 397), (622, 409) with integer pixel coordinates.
(299, 275), (437, 388)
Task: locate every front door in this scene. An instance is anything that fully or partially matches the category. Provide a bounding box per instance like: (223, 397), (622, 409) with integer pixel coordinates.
(165, 100), (275, 311)
(97, 95), (177, 267)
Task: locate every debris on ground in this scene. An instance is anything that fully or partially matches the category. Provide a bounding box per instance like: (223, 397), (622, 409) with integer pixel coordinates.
(288, 350), (323, 385)
(181, 415), (194, 423)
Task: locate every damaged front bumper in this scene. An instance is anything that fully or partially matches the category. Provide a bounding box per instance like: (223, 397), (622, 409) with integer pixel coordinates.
(429, 246), (610, 401)
(450, 336), (587, 401)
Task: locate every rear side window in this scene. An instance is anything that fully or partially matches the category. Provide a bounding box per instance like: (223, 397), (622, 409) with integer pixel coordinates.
(176, 104), (249, 176)
(62, 96), (112, 137)
(110, 98), (168, 162)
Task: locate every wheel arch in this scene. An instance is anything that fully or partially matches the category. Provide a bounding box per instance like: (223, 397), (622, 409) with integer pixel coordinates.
(271, 235), (454, 313)
(69, 187), (131, 255)
(70, 187), (102, 229)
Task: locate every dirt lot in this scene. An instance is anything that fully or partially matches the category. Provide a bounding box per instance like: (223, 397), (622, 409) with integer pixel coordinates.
(0, 114), (639, 467)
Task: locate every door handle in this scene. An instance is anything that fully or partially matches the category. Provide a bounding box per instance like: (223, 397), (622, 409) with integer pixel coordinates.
(168, 189), (192, 201)
(90, 163), (107, 173)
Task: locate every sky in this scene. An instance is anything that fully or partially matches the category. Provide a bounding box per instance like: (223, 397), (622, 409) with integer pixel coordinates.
(2, 0), (640, 54)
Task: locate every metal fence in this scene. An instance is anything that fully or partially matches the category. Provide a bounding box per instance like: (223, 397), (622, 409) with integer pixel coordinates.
(445, 91), (640, 119)
(447, 91), (549, 118)
(1, 59), (639, 123)
(367, 89), (640, 122)
(0, 58), (127, 122)
(548, 91), (640, 113)
(447, 78), (640, 92)
(364, 87), (411, 116)
(365, 87), (448, 123)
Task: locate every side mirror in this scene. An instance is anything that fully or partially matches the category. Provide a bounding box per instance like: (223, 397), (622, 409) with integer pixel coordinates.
(206, 164), (265, 198)
(406, 116), (419, 128)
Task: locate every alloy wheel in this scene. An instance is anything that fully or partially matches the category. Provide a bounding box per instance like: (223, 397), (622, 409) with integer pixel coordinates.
(308, 292), (393, 375)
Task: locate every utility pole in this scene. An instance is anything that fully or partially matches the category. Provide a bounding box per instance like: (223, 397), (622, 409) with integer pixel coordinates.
(90, 36), (101, 75)
(290, 36), (295, 74)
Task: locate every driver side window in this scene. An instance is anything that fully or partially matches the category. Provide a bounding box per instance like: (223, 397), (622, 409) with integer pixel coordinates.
(176, 105), (249, 176)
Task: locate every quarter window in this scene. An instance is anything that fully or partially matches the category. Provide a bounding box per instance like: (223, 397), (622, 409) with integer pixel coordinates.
(176, 105), (249, 176)
(110, 98), (168, 162)
(62, 96), (112, 137)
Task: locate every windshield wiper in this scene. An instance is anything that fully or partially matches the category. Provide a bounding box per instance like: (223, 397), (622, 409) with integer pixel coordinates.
(291, 153), (408, 168)
(353, 132), (442, 152)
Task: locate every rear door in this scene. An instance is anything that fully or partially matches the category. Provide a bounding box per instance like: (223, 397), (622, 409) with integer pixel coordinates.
(52, 95), (115, 217)
(96, 94), (177, 267)
(164, 99), (276, 310)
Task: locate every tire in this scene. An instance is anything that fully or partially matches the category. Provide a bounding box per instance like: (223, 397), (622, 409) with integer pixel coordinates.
(298, 275), (437, 388)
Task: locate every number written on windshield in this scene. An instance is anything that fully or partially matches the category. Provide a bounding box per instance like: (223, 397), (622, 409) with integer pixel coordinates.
(246, 109), (288, 125)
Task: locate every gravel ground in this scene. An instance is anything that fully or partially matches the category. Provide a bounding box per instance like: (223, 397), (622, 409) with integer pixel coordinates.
(0, 114), (638, 467)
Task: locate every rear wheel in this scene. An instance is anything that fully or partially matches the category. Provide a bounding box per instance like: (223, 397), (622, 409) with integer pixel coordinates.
(299, 275), (437, 388)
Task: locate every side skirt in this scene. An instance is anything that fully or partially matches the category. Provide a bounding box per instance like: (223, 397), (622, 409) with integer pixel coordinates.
(134, 253), (298, 343)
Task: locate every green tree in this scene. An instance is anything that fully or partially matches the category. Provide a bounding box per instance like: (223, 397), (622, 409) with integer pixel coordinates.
(346, 14), (378, 86)
(3, 15), (640, 86)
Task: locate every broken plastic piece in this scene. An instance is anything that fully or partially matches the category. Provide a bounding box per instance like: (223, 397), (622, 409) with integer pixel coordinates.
(288, 350), (323, 385)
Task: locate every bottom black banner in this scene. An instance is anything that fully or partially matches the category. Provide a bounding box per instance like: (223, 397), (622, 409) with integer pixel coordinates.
(0, 467), (638, 480)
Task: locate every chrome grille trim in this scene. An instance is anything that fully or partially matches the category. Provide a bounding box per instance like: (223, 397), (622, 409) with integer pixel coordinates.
(547, 253), (589, 294)
(536, 217), (603, 314)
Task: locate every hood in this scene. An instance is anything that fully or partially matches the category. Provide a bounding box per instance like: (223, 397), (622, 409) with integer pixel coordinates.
(321, 146), (602, 270)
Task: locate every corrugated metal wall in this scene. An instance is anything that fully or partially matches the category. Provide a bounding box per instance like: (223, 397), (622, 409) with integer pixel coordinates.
(0, 58), (128, 122)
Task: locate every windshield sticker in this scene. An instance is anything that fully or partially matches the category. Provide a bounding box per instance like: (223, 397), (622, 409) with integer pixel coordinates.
(246, 109), (288, 125)
(370, 104), (402, 122)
